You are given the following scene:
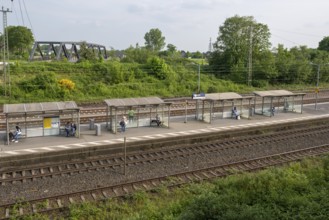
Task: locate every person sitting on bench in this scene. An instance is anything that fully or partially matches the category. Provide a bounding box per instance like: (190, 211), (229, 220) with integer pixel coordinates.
(13, 125), (22, 143)
(232, 107), (239, 119)
(151, 114), (162, 126)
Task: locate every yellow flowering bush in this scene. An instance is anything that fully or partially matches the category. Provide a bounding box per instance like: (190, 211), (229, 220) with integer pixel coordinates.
(58, 79), (75, 91)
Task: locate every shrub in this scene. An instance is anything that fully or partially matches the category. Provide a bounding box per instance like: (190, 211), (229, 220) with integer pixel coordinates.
(58, 79), (75, 90)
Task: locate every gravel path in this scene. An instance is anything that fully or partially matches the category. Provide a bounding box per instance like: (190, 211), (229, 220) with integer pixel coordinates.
(1, 131), (328, 205)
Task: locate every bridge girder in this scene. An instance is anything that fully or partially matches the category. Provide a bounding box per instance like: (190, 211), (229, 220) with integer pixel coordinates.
(29, 41), (108, 62)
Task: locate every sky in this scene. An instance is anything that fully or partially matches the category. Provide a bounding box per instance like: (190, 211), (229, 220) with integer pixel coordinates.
(1, 0), (329, 52)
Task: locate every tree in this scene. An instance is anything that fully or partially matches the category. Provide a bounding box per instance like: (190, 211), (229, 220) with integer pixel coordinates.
(144, 28), (166, 52)
(122, 45), (152, 64)
(4, 26), (34, 57)
(167, 44), (177, 54)
(318, 36), (329, 52)
(78, 41), (97, 62)
(210, 15), (272, 83)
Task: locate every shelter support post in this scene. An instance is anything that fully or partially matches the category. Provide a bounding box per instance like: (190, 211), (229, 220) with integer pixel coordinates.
(167, 104), (171, 128)
(270, 98), (273, 117)
(149, 108), (152, 126)
(25, 113), (27, 137)
(77, 110), (80, 138)
(114, 108), (117, 134)
(6, 115), (9, 145)
(209, 101), (213, 124)
(202, 101), (205, 121)
(301, 96), (304, 114)
(137, 108), (140, 128)
(106, 106), (109, 128)
(248, 99), (251, 118)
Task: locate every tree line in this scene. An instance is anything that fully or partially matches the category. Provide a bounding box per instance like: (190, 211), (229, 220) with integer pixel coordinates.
(1, 15), (329, 103)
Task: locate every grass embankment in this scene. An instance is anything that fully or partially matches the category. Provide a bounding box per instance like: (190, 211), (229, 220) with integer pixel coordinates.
(3, 60), (326, 104)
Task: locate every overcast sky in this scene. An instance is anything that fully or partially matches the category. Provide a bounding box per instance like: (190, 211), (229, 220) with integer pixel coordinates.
(1, 0), (329, 52)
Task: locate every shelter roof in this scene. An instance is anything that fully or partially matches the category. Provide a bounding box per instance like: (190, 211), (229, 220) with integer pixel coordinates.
(253, 90), (305, 97)
(205, 92), (251, 101)
(3, 101), (79, 114)
(104, 97), (166, 107)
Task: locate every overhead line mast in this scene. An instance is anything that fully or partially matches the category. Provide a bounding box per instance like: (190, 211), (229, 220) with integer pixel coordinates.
(1, 3), (12, 97)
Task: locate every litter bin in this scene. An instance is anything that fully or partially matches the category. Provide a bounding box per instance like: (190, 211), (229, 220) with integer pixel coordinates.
(95, 124), (101, 136)
(89, 118), (95, 130)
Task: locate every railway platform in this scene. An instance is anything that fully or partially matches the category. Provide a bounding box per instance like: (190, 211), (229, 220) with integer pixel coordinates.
(1, 103), (329, 167)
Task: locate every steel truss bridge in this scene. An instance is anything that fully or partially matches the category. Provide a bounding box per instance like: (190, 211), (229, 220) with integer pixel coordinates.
(29, 41), (108, 62)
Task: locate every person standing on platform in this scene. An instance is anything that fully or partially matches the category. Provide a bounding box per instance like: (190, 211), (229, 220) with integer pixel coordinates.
(128, 109), (135, 124)
(65, 122), (71, 137)
(71, 122), (77, 136)
(120, 116), (127, 132)
(232, 107), (239, 119)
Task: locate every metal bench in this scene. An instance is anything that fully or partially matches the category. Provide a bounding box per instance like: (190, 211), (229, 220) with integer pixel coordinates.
(150, 119), (162, 127)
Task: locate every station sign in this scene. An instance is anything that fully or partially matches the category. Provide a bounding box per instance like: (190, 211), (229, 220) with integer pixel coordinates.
(192, 93), (205, 100)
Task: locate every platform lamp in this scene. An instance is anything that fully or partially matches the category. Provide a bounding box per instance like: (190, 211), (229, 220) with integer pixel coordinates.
(310, 62), (329, 110)
(189, 62), (201, 119)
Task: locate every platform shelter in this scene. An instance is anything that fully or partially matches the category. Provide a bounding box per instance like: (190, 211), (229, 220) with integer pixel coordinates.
(3, 101), (80, 145)
(199, 92), (254, 123)
(253, 90), (306, 117)
(105, 97), (171, 133)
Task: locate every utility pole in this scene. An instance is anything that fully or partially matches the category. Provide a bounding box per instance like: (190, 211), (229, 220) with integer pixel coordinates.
(1, 6), (12, 97)
(315, 64), (320, 110)
(310, 62), (329, 110)
(208, 38), (212, 52)
(247, 26), (253, 87)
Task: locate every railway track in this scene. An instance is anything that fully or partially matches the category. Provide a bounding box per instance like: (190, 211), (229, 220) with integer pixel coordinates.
(0, 91), (329, 218)
(1, 144), (328, 219)
(1, 124), (328, 186)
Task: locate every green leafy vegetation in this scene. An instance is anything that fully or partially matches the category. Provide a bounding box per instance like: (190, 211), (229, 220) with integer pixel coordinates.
(1, 59), (252, 104)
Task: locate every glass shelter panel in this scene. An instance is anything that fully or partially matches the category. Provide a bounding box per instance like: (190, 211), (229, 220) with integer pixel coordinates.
(223, 101), (234, 119)
(254, 96), (263, 115)
(212, 101), (223, 120)
(161, 105), (170, 127)
(240, 99), (251, 119)
(262, 97), (272, 117)
(201, 101), (212, 123)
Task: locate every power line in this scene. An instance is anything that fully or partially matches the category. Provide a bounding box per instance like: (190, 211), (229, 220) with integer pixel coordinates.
(22, 0), (34, 38)
(272, 28), (324, 38)
(11, 0), (20, 25)
(17, 0), (24, 25)
(271, 33), (302, 47)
